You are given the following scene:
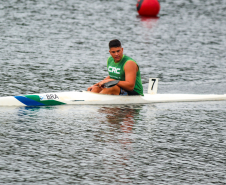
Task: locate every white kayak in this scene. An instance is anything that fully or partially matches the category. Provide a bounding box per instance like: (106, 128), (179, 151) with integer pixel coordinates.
(0, 78), (226, 106)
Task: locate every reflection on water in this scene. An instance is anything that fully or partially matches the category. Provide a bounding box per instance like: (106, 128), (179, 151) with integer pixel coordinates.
(17, 106), (55, 116)
(137, 16), (159, 29)
(95, 105), (143, 183)
(99, 105), (142, 132)
(98, 105), (142, 152)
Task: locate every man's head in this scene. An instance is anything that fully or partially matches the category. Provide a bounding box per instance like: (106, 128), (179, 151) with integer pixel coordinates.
(109, 39), (123, 63)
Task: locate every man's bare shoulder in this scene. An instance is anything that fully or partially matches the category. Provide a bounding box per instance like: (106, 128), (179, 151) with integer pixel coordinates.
(124, 60), (138, 71)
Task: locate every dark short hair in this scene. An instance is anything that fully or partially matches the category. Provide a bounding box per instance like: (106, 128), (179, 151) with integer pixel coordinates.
(109, 39), (121, 48)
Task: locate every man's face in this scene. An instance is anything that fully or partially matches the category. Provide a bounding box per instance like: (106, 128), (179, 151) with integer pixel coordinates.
(109, 47), (123, 62)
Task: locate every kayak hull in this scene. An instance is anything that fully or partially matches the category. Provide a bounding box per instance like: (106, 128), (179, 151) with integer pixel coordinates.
(1, 91), (226, 106)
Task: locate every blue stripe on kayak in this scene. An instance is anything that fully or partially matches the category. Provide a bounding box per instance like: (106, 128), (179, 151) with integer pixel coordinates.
(14, 96), (45, 106)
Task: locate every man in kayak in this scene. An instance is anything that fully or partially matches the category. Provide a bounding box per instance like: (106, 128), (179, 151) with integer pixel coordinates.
(87, 39), (143, 95)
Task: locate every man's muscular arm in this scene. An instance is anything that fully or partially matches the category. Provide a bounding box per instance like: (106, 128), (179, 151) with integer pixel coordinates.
(116, 61), (138, 91)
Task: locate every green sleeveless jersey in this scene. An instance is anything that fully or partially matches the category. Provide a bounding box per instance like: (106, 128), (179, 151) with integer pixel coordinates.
(107, 55), (143, 95)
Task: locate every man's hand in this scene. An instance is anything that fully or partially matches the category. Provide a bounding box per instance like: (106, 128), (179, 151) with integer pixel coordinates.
(87, 84), (98, 91)
(87, 76), (112, 92)
(87, 86), (93, 91)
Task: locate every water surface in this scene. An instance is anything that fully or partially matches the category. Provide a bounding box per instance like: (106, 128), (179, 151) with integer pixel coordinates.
(0, 0), (226, 184)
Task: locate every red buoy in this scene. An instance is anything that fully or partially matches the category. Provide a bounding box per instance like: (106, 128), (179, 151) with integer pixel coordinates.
(137, 0), (160, 17)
